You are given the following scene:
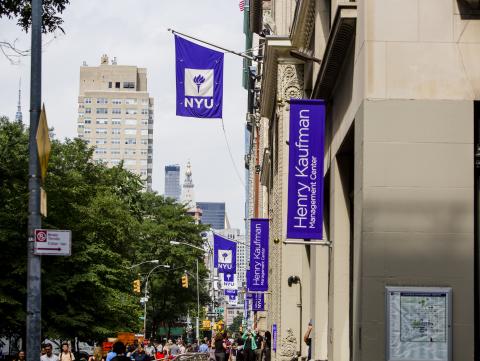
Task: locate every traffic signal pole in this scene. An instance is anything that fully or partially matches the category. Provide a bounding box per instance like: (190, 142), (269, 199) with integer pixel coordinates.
(196, 258), (200, 342)
(26, 1), (43, 361)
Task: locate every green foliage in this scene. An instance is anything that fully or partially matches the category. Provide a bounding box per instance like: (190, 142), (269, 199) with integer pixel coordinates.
(227, 313), (244, 335)
(0, 0), (70, 33)
(0, 117), (210, 342)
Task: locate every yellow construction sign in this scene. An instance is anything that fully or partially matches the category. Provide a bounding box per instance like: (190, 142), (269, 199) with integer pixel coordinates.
(36, 104), (51, 182)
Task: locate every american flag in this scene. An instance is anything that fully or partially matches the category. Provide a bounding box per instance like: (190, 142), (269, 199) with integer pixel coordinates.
(239, 0), (245, 11)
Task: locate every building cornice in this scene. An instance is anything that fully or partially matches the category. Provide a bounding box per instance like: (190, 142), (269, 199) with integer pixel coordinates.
(290, 0), (316, 51)
(312, 4), (357, 100)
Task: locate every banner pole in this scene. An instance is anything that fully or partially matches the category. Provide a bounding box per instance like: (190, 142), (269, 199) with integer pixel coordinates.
(168, 28), (257, 62)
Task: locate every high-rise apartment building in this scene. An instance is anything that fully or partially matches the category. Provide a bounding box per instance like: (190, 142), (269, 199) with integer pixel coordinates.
(164, 164), (181, 201)
(77, 55), (154, 190)
(197, 202), (226, 230)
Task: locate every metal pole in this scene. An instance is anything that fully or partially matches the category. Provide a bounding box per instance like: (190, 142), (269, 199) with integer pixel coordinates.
(144, 278), (148, 337)
(27, 1), (42, 361)
(196, 258), (200, 341)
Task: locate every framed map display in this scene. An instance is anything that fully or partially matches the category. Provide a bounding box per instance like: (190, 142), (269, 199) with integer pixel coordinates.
(386, 286), (452, 361)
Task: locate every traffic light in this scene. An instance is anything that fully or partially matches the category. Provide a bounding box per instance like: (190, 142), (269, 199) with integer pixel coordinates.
(181, 274), (189, 288)
(133, 279), (141, 293)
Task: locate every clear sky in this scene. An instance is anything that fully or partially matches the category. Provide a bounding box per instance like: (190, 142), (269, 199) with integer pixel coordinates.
(0, 0), (248, 231)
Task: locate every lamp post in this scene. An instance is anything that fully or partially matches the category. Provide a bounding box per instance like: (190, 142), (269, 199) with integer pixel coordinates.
(170, 240), (212, 341)
(128, 259), (160, 269)
(143, 264), (170, 337)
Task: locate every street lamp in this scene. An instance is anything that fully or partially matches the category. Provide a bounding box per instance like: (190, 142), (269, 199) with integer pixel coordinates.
(143, 263), (170, 337)
(128, 259), (160, 269)
(170, 240), (211, 341)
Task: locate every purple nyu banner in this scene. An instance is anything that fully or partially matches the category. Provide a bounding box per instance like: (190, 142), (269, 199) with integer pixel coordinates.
(252, 293), (265, 311)
(287, 99), (325, 240)
(214, 234), (237, 274)
(248, 219), (269, 291)
(175, 35), (224, 118)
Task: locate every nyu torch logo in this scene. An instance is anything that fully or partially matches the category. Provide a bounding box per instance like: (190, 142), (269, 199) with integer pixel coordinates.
(185, 68), (214, 109)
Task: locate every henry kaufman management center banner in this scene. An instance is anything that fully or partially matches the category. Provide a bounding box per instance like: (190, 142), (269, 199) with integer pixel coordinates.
(175, 35), (224, 118)
(287, 99), (325, 240)
(248, 219), (269, 291)
(252, 293), (265, 311)
(214, 234), (237, 274)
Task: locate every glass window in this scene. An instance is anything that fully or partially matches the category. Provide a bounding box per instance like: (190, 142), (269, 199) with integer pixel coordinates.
(112, 108), (122, 114)
(112, 139), (121, 145)
(96, 108), (108, 114)
(124, 149), (136, 156)
(85, 108), (92, 114)
(84, 98), (92, 104)
(115, 82), (121, 89)
(97, 98), (108, 104)
(96, 139), (107, 144)
(84, 128), (92, 134)
(125, 109), (137, 115)
(123, 82), (135, 89)
(125, 138), (137, 145)
(111, 149), (121, 155)
(141, 98), (148, 105)
(96, 118), (108, 125)
(141, 129), (148, 135)
(108, 82), (112, 88)
(78, 134), (84, 139)
(111, 159), (121, 165)
(78, 124), (85, 129)
(140, 169), (147, 177)
(125, 119), (137, 125)
(112, 118), (121, 125)
(141, 150), (148, 155)
(125, 98), (137, 105)
(141, 139), (148, 145)
(125, 129), (136, 135)
(112, 99), (122, 105)
(84, 118), (92, 124)
(141, 108), (148, 115)
(95, 148), (107, 154)
(141, 119), (148, 125)
(112, 128), (121, 135)
(96, 128), (107, 134)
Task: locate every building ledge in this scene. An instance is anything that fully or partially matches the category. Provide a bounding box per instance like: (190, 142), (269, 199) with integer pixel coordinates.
(312, 4), (357, 100)
(290, 0), (316, 50)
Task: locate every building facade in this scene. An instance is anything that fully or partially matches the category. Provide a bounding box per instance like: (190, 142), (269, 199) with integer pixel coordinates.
(197, 202), (226, 230)
(77, 55), (154, 190)
(244, 1), (478, 360)
(165, 164), (181, 201)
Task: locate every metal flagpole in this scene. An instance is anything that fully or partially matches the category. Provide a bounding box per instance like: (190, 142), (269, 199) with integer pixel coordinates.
(27, 1), (43, 361)
(196, 258), (200, 341)
(167, 28), (257, 62)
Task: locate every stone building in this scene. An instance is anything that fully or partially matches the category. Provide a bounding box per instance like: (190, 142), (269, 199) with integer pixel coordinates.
(244, 1), (479, 360)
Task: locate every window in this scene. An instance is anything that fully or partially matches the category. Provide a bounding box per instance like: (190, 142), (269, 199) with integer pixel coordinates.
(141, 129), (148, 136)
(141, 139), (148, 145)
(96, 128), (107, 134)
(141, 98), (148, 105)
(123, 81), (135, 89)
(125, 129), (136, 135)
(96, 139), (107, 144)
(78, 124), (85, 129)
(112, 128), (121, 135)
(125, 159), (136, 166)
(112, 118), (121, 125)
(141, 119), (148, 125)
(85, 98), (92, 104)
(84, 118), (92, 124)
(108, 82), (112, 88)
(112, 99), (122, 105)
(141, 108), (148, 115)
(112, 139), (121, 145)
(125, 119), (137, 126)
(111, 149), (121, 155)
(96, 118), (108, 125)
(97, 98), (108, 104)
(115, 82), (121, 88)
(125, 138), (137, 145)
(112, 108), (122, 115)
(95, 148), (107, 154)
(79, 104), (85, 109)
(85, 108), (92, 114)
(140, 169), (148, 177)
(78, 134), (84, 139)
(84, 128), (92, 134)
(96, 108), (108, 114)
(140, 160), (147, 165)
(111, 159), (121, 165)
(124, 149), (136, 156)
(141, 149), (148, 155)
(125, 98), (137, 105)
(125, 108), (137, 115)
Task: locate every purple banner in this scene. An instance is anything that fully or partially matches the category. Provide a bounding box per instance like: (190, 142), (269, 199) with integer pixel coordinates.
(175, 35), (224, 118)
(224, 289), (238, 297)
(252, 293), (264, 311)
(244, 299), (249, 319)
(214, 234), (237, 274)
(272, 324), (277, 351)
(287, 99), (325, 240)
(248, 219), (269, 291)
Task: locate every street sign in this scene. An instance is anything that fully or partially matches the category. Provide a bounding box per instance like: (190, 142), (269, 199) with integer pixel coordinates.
(36, 104), (51, 182)
(34, 229), (71, 256)
(216, 307), (224, 313)
(40, 187), (47, 217)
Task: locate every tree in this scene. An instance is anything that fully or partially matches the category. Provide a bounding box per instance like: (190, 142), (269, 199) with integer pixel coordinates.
(0, 117), (211, 343)
(227, 313), (244, 335)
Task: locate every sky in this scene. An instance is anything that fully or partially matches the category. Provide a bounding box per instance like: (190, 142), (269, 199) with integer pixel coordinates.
(0, 0), (248, 231)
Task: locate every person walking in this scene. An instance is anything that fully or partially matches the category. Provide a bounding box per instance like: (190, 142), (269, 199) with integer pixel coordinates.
(132, 346), (149, 361)
(13, 350), (25, 361)
(41, 344), (59, 361)
(110, 342), (131, 361)
(59, 342), (75, 361)
(198, 340), (209, 353)
(214, 334), (226, 361)
(241, 329), (256, 361)
(253, 331), (263, 361)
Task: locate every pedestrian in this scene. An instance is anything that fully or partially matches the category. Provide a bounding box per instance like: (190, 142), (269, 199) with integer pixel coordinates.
(222, 333), (231, 361)
(169, 341), (179, 357)
(106, 345), (117, 361)
(241, 329), (256, 361)
(110, 342), (131, 361)
(263, 331), (271, 361)
(13, 350), (25, 361)
(59, 342), (75, 361)
(234, 334), (244, 361)
(303, 321), (313, 361)
(198, 339), (209, 353)
(213, 334), (226, 361)
(253, 330), (263, 361)
(144, 342), (156, 360)
(41, 344), (59, 361)
(88, 347), (104, 361)
(178, 341), (186, 355)
(132, 346), (149, 361)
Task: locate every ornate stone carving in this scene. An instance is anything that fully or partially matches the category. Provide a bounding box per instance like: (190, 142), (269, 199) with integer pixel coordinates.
(277, 64), (304, 102)
(279, 328), (298, 361)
